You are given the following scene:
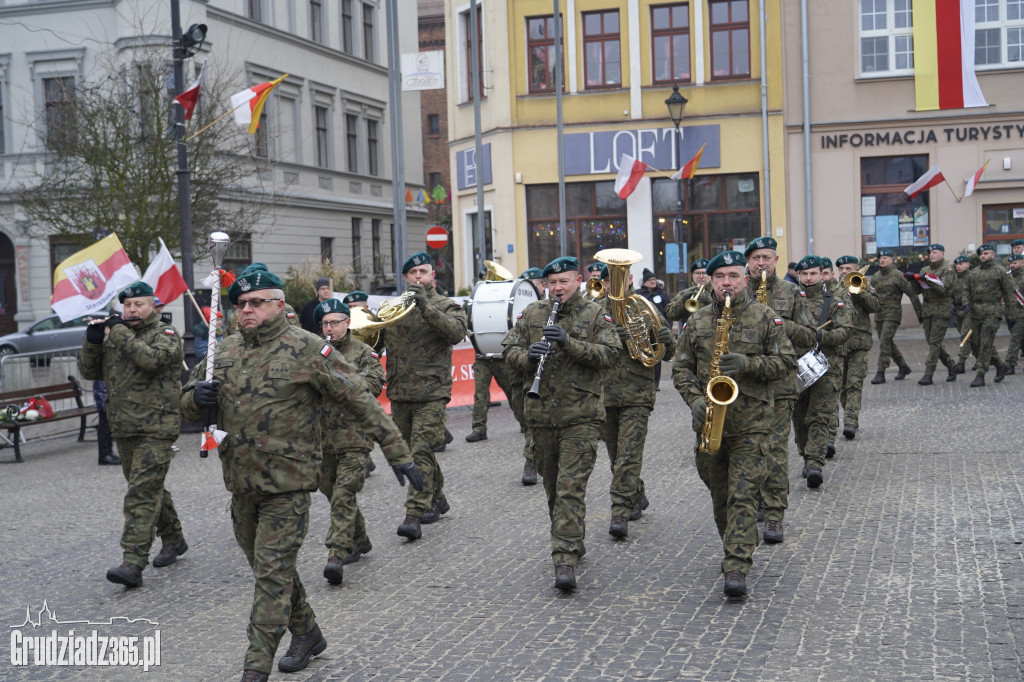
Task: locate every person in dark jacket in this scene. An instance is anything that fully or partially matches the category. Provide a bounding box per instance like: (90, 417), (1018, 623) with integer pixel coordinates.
(299, 277), (333, 334)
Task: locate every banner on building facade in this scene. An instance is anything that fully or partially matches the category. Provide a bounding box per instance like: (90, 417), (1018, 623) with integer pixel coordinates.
(563, 125), (720, 176)
(402, 51), (445, 91)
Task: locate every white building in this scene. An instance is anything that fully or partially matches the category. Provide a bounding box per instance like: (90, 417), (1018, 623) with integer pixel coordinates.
(0, 0), (425, 333)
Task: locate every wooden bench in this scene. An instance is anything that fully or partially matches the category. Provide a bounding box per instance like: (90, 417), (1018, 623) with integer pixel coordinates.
(0, 376), (96, 463)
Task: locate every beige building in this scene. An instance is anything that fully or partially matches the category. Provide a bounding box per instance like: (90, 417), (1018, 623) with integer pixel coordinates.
(782, 0), (1024, 264)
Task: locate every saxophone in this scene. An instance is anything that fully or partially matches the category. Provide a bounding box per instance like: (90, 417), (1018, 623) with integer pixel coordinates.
(699, 294), (739, 455)
(756, 270), (768, 305)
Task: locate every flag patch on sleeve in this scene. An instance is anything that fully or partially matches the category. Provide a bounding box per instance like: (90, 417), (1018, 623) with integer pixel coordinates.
(774, 318), (783, 325)
(604, 314), (613, 323)
(286, 312), (296, 318)
(799, 291), (806, 297)
(164, 328), (176, 335)
(371, 351), (379, 359)
(320, 344), (332, 357)
(837, 302), (845, 307)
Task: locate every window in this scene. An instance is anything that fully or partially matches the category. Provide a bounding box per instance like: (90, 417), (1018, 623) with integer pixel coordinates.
(984, 203), (1024, 244)
(310, 0), (324, 43)
(428, 172), (442, 193)
(976, 0), (1024, 66)
(583, 10), (621, 88)
(43, 76), (75, 151)
(321, 237), (334, 263)
(247, 0), (264, 22)
(860, 156), (930, 259)
(352, 218), (362, 270)
(315, 105), (330, 169)
(372, 219), (383, 274)
(342, 0), (354, 53)
(427, 113), (440, 135)
(278, 96), (299, 163)
(709, 0), (750, 79)
(346, 114), (358, 171)
(859, 0), (915, 75)
(0, 83), (5, 154)
(254, 111), (269, 158)
(526, 15), (564, 93)
(222, 234), (253, 275)
(49, 238), (82, 279)
(367, 119), (379, 176)
(461, 7), (485, 101)
(363, 3), (376, 61)
(526, 181), (628, 267)
(652, 4), (690, 83)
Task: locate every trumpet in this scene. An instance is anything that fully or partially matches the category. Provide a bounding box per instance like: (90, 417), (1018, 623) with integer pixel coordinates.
(842, 265), (870, 295)
(684, 284), (706, 313)
(586, 278), (606, 300)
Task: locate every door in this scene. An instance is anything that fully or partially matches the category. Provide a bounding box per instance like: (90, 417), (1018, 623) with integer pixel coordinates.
(0, 233), (16, 335)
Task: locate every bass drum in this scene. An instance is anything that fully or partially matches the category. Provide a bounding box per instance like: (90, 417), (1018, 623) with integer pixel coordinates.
(468, 279), (539, 357)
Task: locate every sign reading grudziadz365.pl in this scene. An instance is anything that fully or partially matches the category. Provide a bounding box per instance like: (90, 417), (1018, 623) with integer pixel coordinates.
(563, 125), (720, 176)
(402, 51), (444, 91)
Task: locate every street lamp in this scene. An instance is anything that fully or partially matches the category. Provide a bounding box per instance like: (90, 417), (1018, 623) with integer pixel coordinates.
(665, 85), (688, 280)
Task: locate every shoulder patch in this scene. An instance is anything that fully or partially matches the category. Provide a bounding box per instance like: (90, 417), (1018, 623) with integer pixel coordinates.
(370, 351), (379, 359)
(320, 344), (332, 357)
(164, 328), (176, 335)
(604, 314), (613, 323)
(837, 302), (845, 307)
(286, 312), (296, 318)
(774, 318), (783, 325)
(516, 312), (523, 320)
(682, 322), (687, 330)
(799, 291), (806, 297)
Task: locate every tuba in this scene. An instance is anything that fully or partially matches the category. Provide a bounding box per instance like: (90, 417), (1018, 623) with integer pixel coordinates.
(483, 260), (515, 281)
(348, 290), (417, 347)
(842, 265), (870, 295)
(684, 284), (706, 313)
(699, 294), (739, 455)
(594, 248), (666, 368)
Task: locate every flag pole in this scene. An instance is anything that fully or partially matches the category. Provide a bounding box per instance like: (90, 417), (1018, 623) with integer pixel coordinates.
(184, 289), (207, 321)
(186, 101), (248, 142)
(944, 175), (963, 203)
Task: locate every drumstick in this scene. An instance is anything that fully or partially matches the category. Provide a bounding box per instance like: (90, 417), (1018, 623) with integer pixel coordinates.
(959, 328), (973, 348)
(814, 320), (832, 331)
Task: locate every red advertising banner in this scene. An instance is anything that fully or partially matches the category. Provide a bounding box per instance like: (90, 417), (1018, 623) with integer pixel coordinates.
(377, 346), (507, 413)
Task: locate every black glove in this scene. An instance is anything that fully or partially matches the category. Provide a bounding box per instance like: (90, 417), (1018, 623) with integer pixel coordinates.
(392, 462), (424, 491)
(917, 314), (924, 324)
(616, 326), (630, 344)
(718, 353), (747, 377)
(104, 313), (124, 329)
(690, 397), (707, 432)
(542, 324), (568, 347)
(194, 380), (220, 408)
(815, 328), (823, 346)
(527, 341), (550, 363)
(903, 272), (917, 281)
(656, 326), (673, 345)
(86, 323), (105, 344)
(408, 283), (429, 309)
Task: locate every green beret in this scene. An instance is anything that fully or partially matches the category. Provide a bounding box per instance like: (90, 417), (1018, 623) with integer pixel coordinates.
(228, 268), (284, 305)
(403, 251), (432, 273)
(342, 290), (368, 304)
(977, 243), (995, 255)
(241, 262), (269, 275)
(543, 256), (580, 277)
(519, 267), (543, 280)
(1010, 254), (1024, 262)
(954, 255), (970, 264)
(795, 255), (822, 272)
(585, 262), (608, 279)
(1012, 239), (1024, 246)
(819, 256), (833, 269)
(313, 298), (350, 325)
(835, 255), (859, 266)
(691, 259), (709, 271)
(928, 243), (945, 252)
(117, 281), (154, 303)
(744, 236), (778, 256)
(877, 249), (894, 258)
(705, 251), (746, 275)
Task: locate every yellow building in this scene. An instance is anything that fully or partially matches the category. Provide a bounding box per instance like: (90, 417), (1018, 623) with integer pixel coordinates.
(445, 0), (788, 293)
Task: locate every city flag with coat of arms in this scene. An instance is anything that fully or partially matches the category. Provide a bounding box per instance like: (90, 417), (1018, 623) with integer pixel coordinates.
(50, 234), (139, 322)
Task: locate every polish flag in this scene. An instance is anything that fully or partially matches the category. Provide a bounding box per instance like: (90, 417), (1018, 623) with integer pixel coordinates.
(142, 238), (190, 305)
(614, 154), (648, 199)
(904, 164), (945, 199)
(963, 159), (990, 198)
(231, 74), (288, 135)
(173, 59), (207, 121)
(671, 143), (706, 180)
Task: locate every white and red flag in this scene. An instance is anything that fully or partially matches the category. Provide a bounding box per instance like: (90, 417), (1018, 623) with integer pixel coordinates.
(614, 154), (648, 199)
(230, 74), (288, 135)
(141, 238), (190, 305)
(963, 159), (990, 198)
(904, 164), (945, 199)
(173, 59), (207, 121)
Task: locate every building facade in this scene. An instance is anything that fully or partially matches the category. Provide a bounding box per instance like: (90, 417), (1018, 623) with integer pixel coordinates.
(445, 0), (787, 294)
(0, 0), (425, 333)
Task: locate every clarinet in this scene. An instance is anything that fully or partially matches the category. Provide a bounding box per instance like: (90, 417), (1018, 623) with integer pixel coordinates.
(526, 300), (560, 399)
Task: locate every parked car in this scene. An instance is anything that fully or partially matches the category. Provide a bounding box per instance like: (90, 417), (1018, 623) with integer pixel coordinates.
(0, 314), (96, 357)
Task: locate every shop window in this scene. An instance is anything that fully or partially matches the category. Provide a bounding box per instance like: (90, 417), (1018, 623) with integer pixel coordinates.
(709, 0), (750, 80)
(652, 3), (690, 84)
(983, 204), (1024, 249)
(527, 15), (565, 94)
(526, 182), (628, 268)
(860, 155), (930, 260)
(583, 10), (622, 88)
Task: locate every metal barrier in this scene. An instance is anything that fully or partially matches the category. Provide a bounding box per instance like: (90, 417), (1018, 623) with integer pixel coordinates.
(0, 347), (96, 411)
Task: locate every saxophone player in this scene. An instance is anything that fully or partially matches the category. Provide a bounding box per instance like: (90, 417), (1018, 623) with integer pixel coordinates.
(673, 251), (796, 598)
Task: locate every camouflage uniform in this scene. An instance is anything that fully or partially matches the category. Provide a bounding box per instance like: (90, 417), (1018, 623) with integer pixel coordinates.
(951, 267), (978, 364)
(911, 259), (957, 376)
(790, 282), (852, 469)
(318, 333), (396, 561)
(79, 311), (185, 569)
(871, 264), (922, 373)
(503, 288), (620, 568)
(665, 284), (711, 325)
(379, 285), (468, 517)
(599, 297), (675, 523)
(469, 355), (522, 437)
(964, 261), (1017, 376)
(746, 272), (799, 524)
(1004, 268), (1024, 368)
(180, 312), (411, 675)
(673, 293), (796, 575)
(833, 283), (879, 433)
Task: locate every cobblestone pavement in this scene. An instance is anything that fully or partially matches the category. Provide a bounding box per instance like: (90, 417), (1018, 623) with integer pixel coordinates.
(1, 330), (1022, 681)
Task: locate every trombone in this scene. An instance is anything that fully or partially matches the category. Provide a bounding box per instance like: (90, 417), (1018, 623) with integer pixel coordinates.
(841, 265), (870, 295)
(684, 284), (706, 313)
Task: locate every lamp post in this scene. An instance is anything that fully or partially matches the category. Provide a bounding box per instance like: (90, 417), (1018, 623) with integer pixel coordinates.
(665, 85), (688, 277)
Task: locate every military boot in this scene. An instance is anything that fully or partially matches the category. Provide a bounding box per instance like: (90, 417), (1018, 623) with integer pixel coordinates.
(946, 366), (958, 382)
(278, 624), (327, 673)
(918, 374), (933, 385)
(397, 515), (422, 540)
(870, 371), (886, 384)
(152, 539), (188, 568)
(842, 425), (857, 440)
(629, 494), (650, 521)
(344, 538), (372, 565)
(98, 452), (121, 466)
(241, 670), (269, 682)
(895, 364), (912, 380)
(955, 360), (965, 374)
(995, 364), (1009, 383)
(806, 467), (823, 488)
(465, 431), (487, 442)
(555, 565), (577, 592)
(421, 496), (450, 524)
(825, 442), (836, 459)
(521, 463), (538, 486)
(608, 516), (628, 539)
(763, 521), (784, 544)
(723, 570), (747, 597)
(106, 562), (143, 588)
(323, 557), (343, 585)
(1006, 365), (1016, 375)
(970, 374), (985, 388)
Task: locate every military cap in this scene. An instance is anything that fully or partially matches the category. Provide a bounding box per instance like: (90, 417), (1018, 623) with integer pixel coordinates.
(819, 256), (833, 270)
(519, 267), (543, 280)
(402, 251), (432, 273)
(795, 255), (822, 271)
(241, 262), (269, 275)
(744, 236), (778, 256)
(928, 243), (945, 252)
(705, 251), (746, 275)
(954, 255), (971, 264)
(877, 248), (895, 258)
(1012, 239), (1024, 246)
(1010, 254), (1024, 262)
(977, 243), (995, 255)
(315, 277), (331, 289)
(228, 268), (284, 305)
(313, 298), (350, 325)
(585, 262), (608, 279)
(543, 256), (580, 277)
(835, 255), (859, 266)
(691, 258), (710, 272)
(118, 281), (154, 303)
(342, 290), (369, 305)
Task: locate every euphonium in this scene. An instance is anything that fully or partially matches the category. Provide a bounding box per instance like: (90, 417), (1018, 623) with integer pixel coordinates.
(349, 290), (417, 347)
(586, 277), (606, 300)
(756, 271), (768, 305)
(483, 260), (515, 281)
(842, 265), (870, 295)
(684, 284), (706, 313)
(594, 248), (666, 368)
(699, 293), (739, 455)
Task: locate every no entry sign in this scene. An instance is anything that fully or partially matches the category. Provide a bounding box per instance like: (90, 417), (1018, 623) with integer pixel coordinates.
(426, 226), (449, 249)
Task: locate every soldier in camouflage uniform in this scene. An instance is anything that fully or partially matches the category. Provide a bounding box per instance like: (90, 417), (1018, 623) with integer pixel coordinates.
(379, 252), (468, 540)
(870, 249), (922, 384)
(833, 256), (880, 440)
(789, 256), (852, 488)
(744, 237), (800, 544)
(180, 269), (419, 681)
(80, 281), (187, 589)
(665, 258), (711, 325)
(674, 251), (796, 598)
(1003, 255), (1024, 372)
(952, 255), (977, 371)
(908, 244), (958, 384)
(599, 271), (675, 539)
(314, 299), (411, 586)
(503, 256), (620, 592)
(965, 244), (1017, 386)
(515, 268), (546, 485)
(820, 257), (848, 458)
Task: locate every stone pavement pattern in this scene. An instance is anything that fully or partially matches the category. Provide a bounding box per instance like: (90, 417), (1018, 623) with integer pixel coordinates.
(1, 331), (1022, 680)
